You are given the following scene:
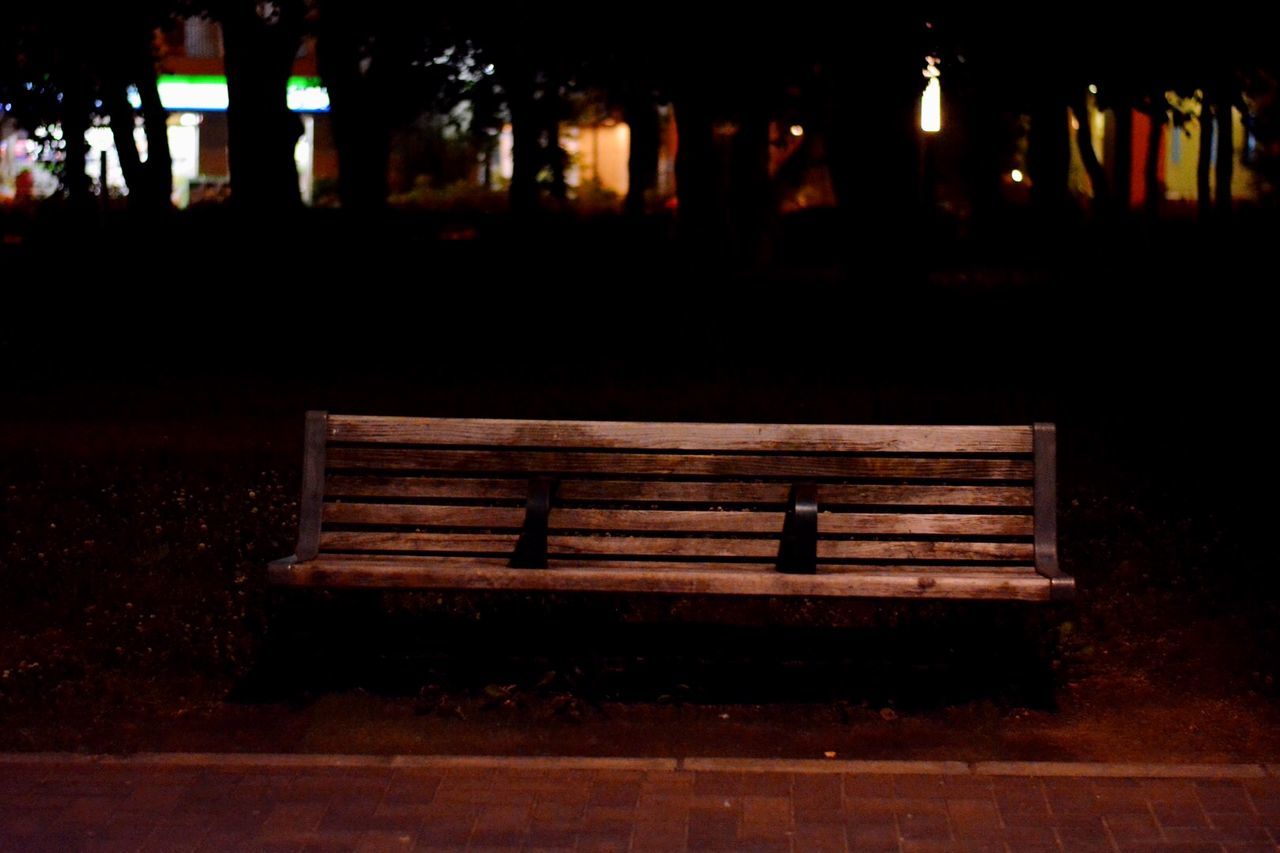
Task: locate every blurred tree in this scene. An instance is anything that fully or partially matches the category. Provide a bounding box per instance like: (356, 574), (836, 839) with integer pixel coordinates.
(1071, 87), (1110, 212)
(99, 9), (176, 211)
(314, 2), (449, 210)
(315, 0), (390, 210)
(1197, 95), (1214, 220)
(3, 4), (176, 209)
(187, 0), (306, 211)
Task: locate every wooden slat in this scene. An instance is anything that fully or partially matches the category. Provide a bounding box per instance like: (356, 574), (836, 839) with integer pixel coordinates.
(319, 531), (1035, 561)
(548, 561), (1039, 576)
(322, 503), (1034, 536)
(328, 416), (1033, 454)
(324, 476), (1033, 507)
(321, 531), (520, 553)
(269, 556), (1052, 600)
(326, 476), (529, 500)
(326, 447), (1033, 481)
(821, 513), (1031, 536)
(323, 503), (525, 527)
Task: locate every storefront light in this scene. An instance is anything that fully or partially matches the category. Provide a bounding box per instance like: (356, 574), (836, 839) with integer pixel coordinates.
(154, 75), (329, 113)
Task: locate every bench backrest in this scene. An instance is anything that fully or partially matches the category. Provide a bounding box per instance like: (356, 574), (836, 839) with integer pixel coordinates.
(292, 413), (1063, 598)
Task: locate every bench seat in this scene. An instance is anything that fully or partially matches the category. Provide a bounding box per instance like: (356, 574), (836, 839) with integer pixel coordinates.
(270, 556), (1056, 600)
(268, 414), (1073, 602)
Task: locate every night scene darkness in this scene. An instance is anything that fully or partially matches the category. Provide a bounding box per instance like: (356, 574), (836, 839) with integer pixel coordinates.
(2, 4), (1280, 850)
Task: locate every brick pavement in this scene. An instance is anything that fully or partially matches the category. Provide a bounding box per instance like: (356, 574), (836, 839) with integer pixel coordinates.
(1, 754), (1278, 852)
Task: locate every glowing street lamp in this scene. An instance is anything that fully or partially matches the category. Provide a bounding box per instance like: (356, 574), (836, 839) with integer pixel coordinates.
(921, 56), (941, 133)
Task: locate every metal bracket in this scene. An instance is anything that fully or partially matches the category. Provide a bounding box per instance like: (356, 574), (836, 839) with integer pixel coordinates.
(510, 477), (556, 568)
(776, 483), (818, 574)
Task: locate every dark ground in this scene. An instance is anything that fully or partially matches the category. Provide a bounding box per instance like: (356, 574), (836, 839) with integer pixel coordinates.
(1, 206), (1277, 760)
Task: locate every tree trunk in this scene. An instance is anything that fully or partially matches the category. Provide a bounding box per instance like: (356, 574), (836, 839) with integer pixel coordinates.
(1196, 101), (1214, 221)
(60, 76), (92, 207)
(1143, 98), (1164, 218)
(622, 94), (659, 217)
(1072, 92), (1109, 214)
(672, 88), (716, 244)
(960, 90), (1005, 226)
(542, 73), (566, 203)
(1113, 98), (1133, 215)
(220, 0), (305, 212)
(1214, 83), (1233, 219)
(1029, 93), (1070, 219)
(135, 52), (173, 209)
(506, 61), (540, 216)
(104, 86), (146, 203)
(727, 106), (773, 265)
(316, 4), (388, 210)
(821, 37), (921, 284)
(546, 122), (566, 202)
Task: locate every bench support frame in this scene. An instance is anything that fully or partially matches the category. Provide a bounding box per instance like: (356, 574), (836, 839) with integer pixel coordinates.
(296, 410), (328, 562)
(1033, 422), (1073, 601)
(510, 477), (556, 569)
(776, 483), (818, 574)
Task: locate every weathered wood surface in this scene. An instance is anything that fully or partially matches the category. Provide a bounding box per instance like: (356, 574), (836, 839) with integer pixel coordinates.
(328, 416), (1034, 454)
(325, 447), (1033, 480)
(269, 556), (1053, 600)
(324, 476), (1034, 507)
(272, 413), (1072, 602)
(322, 503), (1034, 536)
(318, 531), (1035, 561)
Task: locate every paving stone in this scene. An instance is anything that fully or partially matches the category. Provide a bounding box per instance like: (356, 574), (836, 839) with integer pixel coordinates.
(686, 809), (739, 849)
(741, 795), (790, 826)
(574, 830), (634, 852)
(737, 773), (791, 796)
(1001, 824), (1059, 846)
(897, 811), (951, 841)
(893, 773), (950, 799)
(790, 823), (848, 852)
(792, 773), (843, 818)
(588, 781), (642, 807)
(692, 771), (745, 796)
(1103, 811), (1162, 841)
(353, 829), (416, 852)
(1152, 799), (1209, 828)
(12, 755), (1280, 852)
(1194, 781), (1253, 813)
(946, 798), (1002, 836)
(842, 796), (898, 821)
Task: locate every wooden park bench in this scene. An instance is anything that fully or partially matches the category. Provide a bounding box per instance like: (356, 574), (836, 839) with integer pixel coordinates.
(268, 413), (1073, 602)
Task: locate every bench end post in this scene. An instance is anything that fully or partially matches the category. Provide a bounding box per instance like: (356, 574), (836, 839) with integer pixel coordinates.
(1033, 422), (1072, 601)
(294, 410), (329, 563)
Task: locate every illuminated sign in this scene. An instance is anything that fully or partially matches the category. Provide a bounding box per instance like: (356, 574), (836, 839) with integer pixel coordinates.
(142, 76), (330, 113)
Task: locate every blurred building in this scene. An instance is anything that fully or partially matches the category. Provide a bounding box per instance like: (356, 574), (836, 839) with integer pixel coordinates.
(1066, 92), (1260, 212)
(154, 17), (336, 206)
